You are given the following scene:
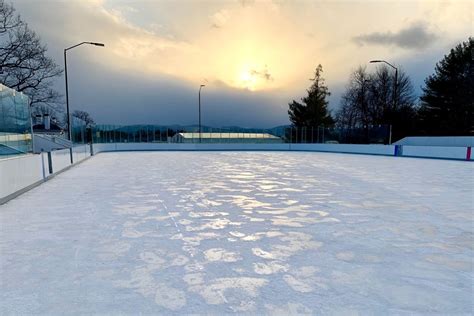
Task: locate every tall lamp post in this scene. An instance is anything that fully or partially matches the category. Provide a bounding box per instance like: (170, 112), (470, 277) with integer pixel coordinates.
(64, 42), (104, 162)
(198, 84), (205, 143)
(369, 59), (398, 145)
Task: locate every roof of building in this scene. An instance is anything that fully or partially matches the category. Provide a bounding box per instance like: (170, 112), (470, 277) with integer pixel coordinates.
(32, 123), (63, 133)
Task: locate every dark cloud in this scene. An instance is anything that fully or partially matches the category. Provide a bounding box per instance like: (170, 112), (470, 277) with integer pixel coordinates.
(250, 66), (273, 81)
(55, 58), (288, 128)
(353, 23), (438, 49)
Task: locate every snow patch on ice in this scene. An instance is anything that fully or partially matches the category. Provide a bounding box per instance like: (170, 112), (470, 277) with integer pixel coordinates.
(204, 248), (242, 262)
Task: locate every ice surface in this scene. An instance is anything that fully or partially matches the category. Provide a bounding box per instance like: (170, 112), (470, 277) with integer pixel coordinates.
(0, 152), (472, 314)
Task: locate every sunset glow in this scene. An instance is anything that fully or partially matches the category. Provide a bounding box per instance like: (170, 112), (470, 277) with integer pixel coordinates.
(11, 0), (472, 125)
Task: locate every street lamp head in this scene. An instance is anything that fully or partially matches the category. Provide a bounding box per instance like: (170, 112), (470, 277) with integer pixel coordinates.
(200, 84), (206, 87)
(369, 59), (397, 71)
(90, 42), (105, 47)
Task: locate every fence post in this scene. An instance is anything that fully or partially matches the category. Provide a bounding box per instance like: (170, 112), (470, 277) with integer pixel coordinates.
(389, 125), (392, 145)
(47, 151), (53, 174)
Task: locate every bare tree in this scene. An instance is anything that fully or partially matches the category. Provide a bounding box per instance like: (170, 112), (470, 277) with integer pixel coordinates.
(72, 110), (95, 127)
(0, 0), (20, 35)
(369, 65), (416, 119)
(0, 0), (63, 110)
(336, 64), (416, 142)
(338, 66), (416, 125)
(337, 67), (371, 129)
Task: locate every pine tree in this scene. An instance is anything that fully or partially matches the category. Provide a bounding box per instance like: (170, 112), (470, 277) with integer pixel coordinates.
(288, 64), (334, 127)
(419, 38), (473, 135)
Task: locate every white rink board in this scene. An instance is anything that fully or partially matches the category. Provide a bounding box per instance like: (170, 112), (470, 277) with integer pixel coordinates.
(0, 154), (43, 199)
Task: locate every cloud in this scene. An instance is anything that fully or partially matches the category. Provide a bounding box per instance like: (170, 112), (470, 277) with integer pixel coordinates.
(353, 22), (438, 49)
(63, 62), (289, 127)
(238, 0), (256, 7)
(210, 9), (230, 28)
(11, 0), (469, 126)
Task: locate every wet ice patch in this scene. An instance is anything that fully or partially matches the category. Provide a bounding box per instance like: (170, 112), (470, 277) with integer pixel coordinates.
(424, 254), (472, 271)
(114, 204), (156, 215)
(115, 267), (156, 297)
(185, 218), (241, 231)
(188, 277), (268, 305)
(336, 251), (355, 262)
(97, 240), (131, 261)
(271, 216), (339, 227)
(283, 275), (313, 293)
(188, 211), (229, 218)
(229, 231), (245, 238)
(265, 302), (312, 315)
(178, 219), (193, 225)
(252, 248), (277, 260)
(183, 273), (205, 286)
(254, 261), (289, 275)
(252, 232), (323, 260)
(283, 266), (327, 293)
(155, 283), (187, 310)
(171, 255), (189, 266)
(204, 248), (242, 262)
(241, 231), (284, 242)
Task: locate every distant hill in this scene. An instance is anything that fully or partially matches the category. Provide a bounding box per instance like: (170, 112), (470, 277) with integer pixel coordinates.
(107, 124), (292, 135)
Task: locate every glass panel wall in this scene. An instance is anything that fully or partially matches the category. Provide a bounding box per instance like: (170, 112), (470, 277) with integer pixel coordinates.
(0, 84), (32, 157)
(92, 125), (389, 144)
(71, 116), (87, 145)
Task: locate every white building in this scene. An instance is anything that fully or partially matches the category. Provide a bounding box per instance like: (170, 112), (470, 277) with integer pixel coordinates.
(170, 132), (283, 143)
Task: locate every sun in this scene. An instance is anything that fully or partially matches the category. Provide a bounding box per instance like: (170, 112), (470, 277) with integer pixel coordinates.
(238, 69), (258, 91)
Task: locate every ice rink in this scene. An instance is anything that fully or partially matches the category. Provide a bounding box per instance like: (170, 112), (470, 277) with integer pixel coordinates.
(1, 152), (472, 314)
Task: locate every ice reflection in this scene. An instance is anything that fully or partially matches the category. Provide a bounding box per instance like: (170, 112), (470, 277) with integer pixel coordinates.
(107, 152), (338, 312)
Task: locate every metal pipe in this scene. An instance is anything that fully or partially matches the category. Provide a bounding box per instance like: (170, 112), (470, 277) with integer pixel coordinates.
(64, 41), (104, 163)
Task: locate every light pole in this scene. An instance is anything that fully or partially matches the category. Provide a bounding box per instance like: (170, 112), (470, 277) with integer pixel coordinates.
(370, 60), (398, 144)
(198, 84), (205, 143)
(64, 42), (104, 162)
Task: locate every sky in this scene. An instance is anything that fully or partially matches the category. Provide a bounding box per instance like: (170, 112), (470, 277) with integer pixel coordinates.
(11, 0), (473, 127)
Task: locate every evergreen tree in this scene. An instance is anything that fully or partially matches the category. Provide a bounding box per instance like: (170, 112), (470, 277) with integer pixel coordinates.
(288, 64), (334, 127)
(419, 38), (473, 135)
